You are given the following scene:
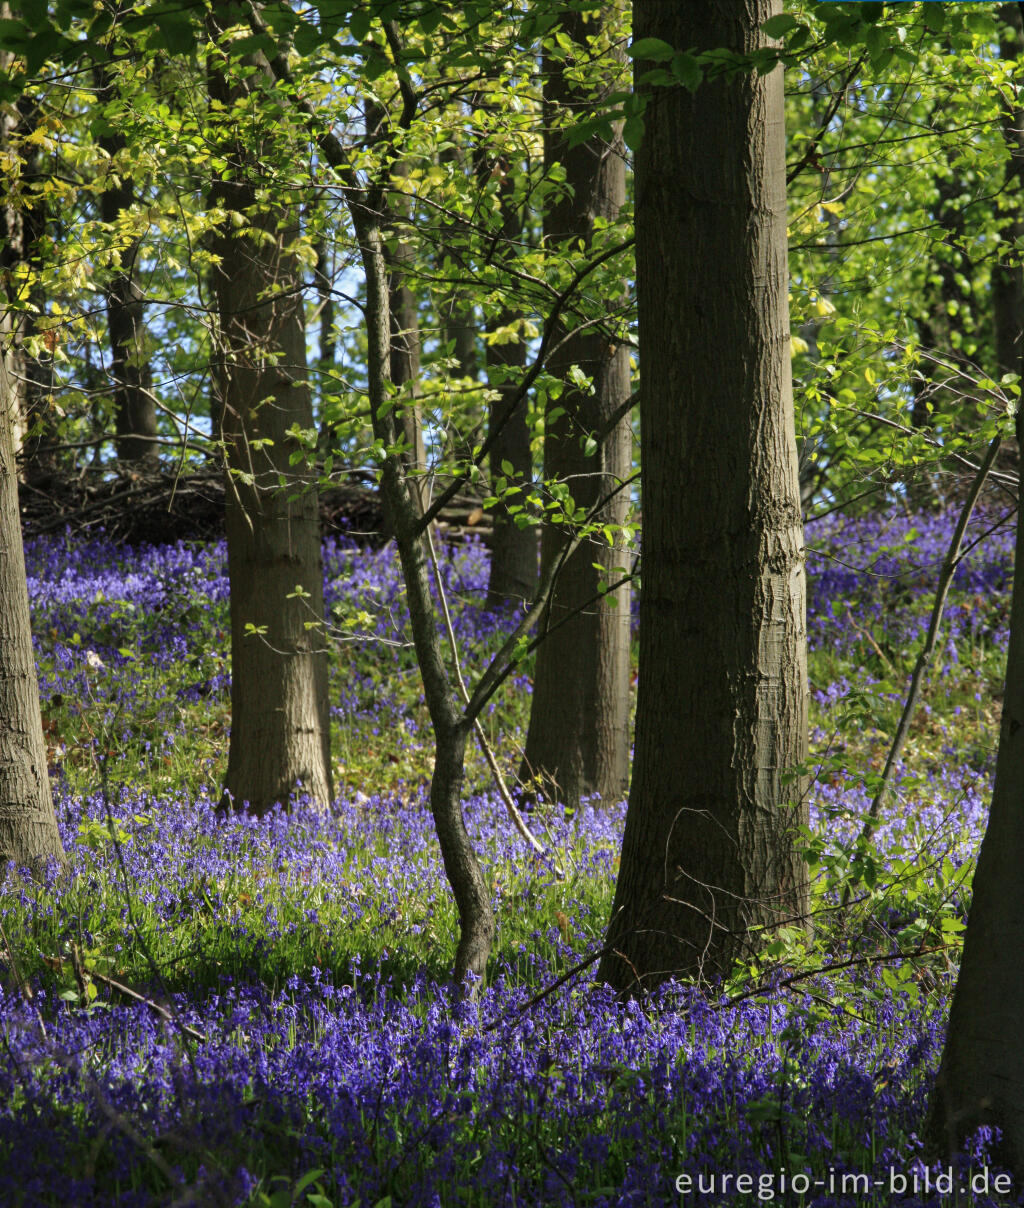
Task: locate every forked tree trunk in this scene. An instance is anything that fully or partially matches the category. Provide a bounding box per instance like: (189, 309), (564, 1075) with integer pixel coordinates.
(208, 19), (332, 815)
(519, 11), (632, 807)
(599, 0), (808, 992)
(360, 215), (494, 986)
(0, 314), (64, 868)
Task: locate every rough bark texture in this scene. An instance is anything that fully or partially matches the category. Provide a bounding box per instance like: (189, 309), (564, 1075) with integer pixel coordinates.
(0, 83), (59, 483)
(0, 314), (64, 868)
(519, 11), (631, 808)
(927, 439), (1024, 1173)
(598, 0), (809, 992)
(483, 163), (537, 609)
(208, 20), (332, 815)
(95, 61), (157, 465)
(927, 9), (1024, 1172)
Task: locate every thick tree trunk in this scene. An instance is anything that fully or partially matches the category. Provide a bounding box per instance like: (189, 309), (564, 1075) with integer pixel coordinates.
(0, 313), (64, 868)
(927, 432), (1024, 1173)
(598, 0), (808, 992)
(208, 19), (332, 815)
(927, 8), (1024, 1173)
(519, 11), (631, 807)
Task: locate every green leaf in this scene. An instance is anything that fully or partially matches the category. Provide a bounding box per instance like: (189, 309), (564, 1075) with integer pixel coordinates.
(761, 13), (799, 38)
(349, 7), (371, 41)
(149, 11), (198, 54)
(293, 1170), (326, 1198)
(0, 18), (29, 46)
(671, 52), (702, 91)
(622, 115), (645, 152)
(294, 20), (326, 56)
(629, 37), (675, 62)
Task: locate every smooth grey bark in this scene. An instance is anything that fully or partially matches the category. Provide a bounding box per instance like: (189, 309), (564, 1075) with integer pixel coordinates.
(483, 162), (537, 609)
(0, 313), (64, 868)
(599, 0), (809, 992)
(208, 18), (332, 816)
(95, 62), (157, 465)
(519, 11), (631, 808)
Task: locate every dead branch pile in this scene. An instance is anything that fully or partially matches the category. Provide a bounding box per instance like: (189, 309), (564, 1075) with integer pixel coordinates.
(18, 465), (491, 548)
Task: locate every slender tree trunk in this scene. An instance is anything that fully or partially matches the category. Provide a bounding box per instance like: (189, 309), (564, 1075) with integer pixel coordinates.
(519, 11), (632, 807)
(0, 311), (64, 868)
(314, 239), (337, 456)
(366, 103), (426, 512)
(483, 159), (537, 608)
(208, 16), (332, 815)
(95, 63), (157, 465)
(359, 213), (494, 986)
(599, 0), (808, 992)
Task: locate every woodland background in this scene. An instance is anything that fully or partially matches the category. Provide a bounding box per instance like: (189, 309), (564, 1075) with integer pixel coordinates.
(3, 1), (1024, 1205)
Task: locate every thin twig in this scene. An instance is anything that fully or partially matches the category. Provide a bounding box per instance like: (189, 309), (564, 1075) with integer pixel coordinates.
(853, 432), (1003, 858)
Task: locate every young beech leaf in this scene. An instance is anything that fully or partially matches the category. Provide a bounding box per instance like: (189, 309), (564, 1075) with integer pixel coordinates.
(622, 115), (645, 152)
(761, 13), (800, 38)
(628, 36), (675, 62)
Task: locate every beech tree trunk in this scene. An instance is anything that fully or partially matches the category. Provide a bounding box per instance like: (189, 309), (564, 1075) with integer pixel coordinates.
(208, 18), (332, 815)
(360, 213), (495, 986)
(928, 422), (1024, 1173)
(0, 49), (63, 867)
(599, 0), (808, 992)
(0, 313), (64, 868)
(0, 85), (59, 483)
(366, 104), (426, 510)
(483, 162), (537, 609)
(96, 62), (157, 465)
(927, 10), (1024, 1174)
(519, 11), (631, 807)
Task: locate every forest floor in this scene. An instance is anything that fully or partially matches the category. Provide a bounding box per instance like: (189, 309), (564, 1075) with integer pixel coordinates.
(0, 506), (1018, 1207)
